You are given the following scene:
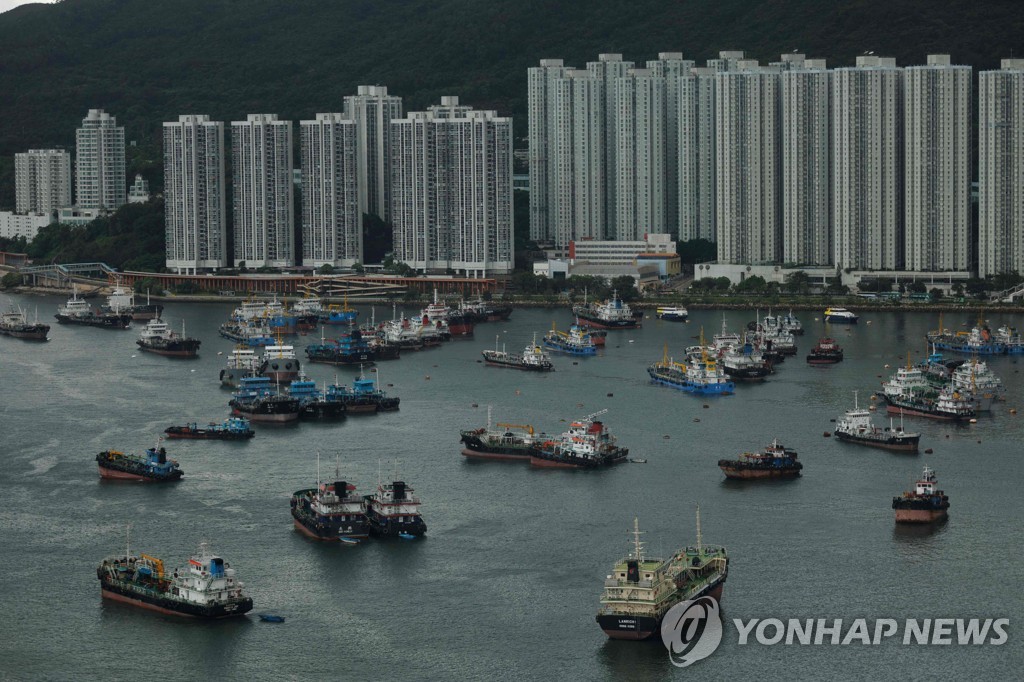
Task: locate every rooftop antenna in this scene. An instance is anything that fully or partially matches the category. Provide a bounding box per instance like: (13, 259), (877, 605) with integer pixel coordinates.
(696, 505), (703, 553)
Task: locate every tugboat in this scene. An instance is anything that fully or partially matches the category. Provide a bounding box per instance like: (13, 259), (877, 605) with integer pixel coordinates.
(806, 337), (843, 365)
(305, 328), (375, 366)
(220, 347), (261, 388)
(543, 323), (597, 356)
(648, 339), (735, 396)
(288, 374), (347, 420)
(55, 289), (132, 328)
(102, 282), (163, 320)
(97, 536), (252, 618)
(460, 407), (543, 461)
(717, 439), (802, 479)
(824, 307), (859, 324)
(290, 455), (370, 541)
(136, 318), (201, 358)
(833, 392), (920, 452)
(164, 417), (255, 440)
(596, 512), (728, 640)
(364, 474), (427, 538)
(0, 303), (49, 340)
(655, 306), (689, 322)
(572, 290), (642, 330)
(229, 376), (301, 423)
(482, 333), (554, 371)
(96, 444), (183, 481)
(259, 343), (300, 384)
(529, 409), (628, 468)
(892, 466), (950, 523)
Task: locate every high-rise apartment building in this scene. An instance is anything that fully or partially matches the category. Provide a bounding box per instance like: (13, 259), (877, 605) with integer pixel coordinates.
(646, 53), (694, 237)
(832, 56), (904, 270)
(979, 59), (1024, 278)
(587, 54), (634, 237)
(528, 59), (571, 243)
(781, 58), (832, 265)
(903, 55), (972, 272)
(343, 86), (403, 222)
(15, 149), (72, 214)
(231, 114), (294, 268)
(75, 109), (125, 212)
(390, 97), (513, 277)
(615, 68), (665, 240)
(300, 113), (360, 267)
(163, 115), (227, 272)
(715, 61), (783, 264)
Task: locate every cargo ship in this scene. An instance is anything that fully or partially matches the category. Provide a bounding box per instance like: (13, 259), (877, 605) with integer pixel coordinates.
(572, 290), (642, 330)
(806, 337), (843, 365)
(543, 323), (597, 356)
(259, 343), (300, 384)
(288, 374), (347, 420)
(529, 409), (628, 468)
(136, 318), (201, 358)
(596, 513), (728, 640)
(0, 303), (49, 340)
(833, 393), (920, 452)
(460, 408), (542, 461)
(717, 439), (802, 479)
(655, 306), (688, 321)
(364, 477), (427, 537)
(55, 289), (132, 329)
(892, 466), (950, 523)
(878, 365), (975, 421)
(305, 328), (375, 366)
(648, 340), (735, 396)
(96, 445), (183, 481)
(98, 537), (252, 618)
(102, 282), (163, 320)
(926, 314), (1006, 356)
(220, 347), (261, 388)
(164, 417), (255, 440)
(229, 376), (301, 423)
(482, 333), (554, 371)
(824, 307), (859, 324)
(291, 455), (369, 540)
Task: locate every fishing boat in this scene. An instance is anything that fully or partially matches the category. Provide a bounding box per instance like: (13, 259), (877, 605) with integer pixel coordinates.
(136, 318), (201, 358)
(543, 323), (597, 356)
(164, 417), (255, 440)
(0, 303), (49, 340)
(655, 306), (688, 321)
(806, 337), (843, 365)
(572, 290), (642, 330)
(220, 347), (261, 388)
(529, 409), (628, 468)
(833, 392), (920, 452)
(96, 444), (183, 481)
(717, 439), (802, 479)
(98, 536), (252, 619)
(824, 307), (859, 324)
(892, 466), (950, 523)
(596, 512), (728, 640)
(482, 333), (554, 371)
(55, 288), (132, 328)
(364, 474), (427, 538)
(291, 454), (370, 541)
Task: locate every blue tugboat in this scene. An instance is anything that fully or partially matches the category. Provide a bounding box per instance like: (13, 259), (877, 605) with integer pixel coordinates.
(305, 328), (375, 366)
(287, 374), (346, 420)
(164, 417), (255, 440)
(543, 323), (597, 356)
(229, 376), (301, 423)
(326, 367), (400, 414)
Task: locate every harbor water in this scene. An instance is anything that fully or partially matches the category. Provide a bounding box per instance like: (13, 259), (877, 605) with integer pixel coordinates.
(0, 295), (1021, 679)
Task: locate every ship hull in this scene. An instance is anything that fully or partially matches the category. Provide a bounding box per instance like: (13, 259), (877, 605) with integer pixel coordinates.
(718, 466), (801, 480)
(219, 368), (254, 388)
(307, 353), (375, 366)
(291, 517), (369, 541)
(164, 429), (254, 441)
(834, 431), (920, 452)
(482, 355), (554, 371)
(648, 372), (735, 395)
(572, 313), (640, 330)
(542, 341), (596, 356)
(597, 580), (725, 640)
(447, 322), (474, 337)
(894, 509), (948, 524)
(231, 408), (299, 423)
(137, 343), (200, 358)
(0, 327), (50, 340)
(100, 584), (252, 619)
(460, 448), (532, 461)
(723, 366), (770, 381)
(883, 404), (969, 421)
(97, 465), (181, 482)
(55, 313), (132, 329)
(824, 316), (858, 324)
(807, 355), (843, 365)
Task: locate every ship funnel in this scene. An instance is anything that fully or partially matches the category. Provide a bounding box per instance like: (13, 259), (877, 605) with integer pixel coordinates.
(334, 481), (348, 496)
(392, 481), (406, 500)
(626, 560), (640, 583)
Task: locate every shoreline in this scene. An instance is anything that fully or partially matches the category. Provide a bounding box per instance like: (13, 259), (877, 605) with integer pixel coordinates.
(6, 284), (1024, 314)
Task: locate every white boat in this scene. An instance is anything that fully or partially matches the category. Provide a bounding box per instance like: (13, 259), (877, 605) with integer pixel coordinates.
(824, 307), (859, 324)
(655, 306), (688, 321)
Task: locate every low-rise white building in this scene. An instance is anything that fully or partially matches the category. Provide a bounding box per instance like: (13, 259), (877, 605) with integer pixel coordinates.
(0, 211), (54, 240)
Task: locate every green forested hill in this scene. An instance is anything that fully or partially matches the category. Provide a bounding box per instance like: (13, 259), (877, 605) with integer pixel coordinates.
(0, 0), (1021, 206)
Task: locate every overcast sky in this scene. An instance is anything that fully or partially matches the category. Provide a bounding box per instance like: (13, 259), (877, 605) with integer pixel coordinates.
(0, 1), (53, 14)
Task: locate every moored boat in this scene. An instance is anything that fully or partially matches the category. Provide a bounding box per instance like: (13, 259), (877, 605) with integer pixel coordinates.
(892, 466), (949, 523)
(806, 337), (843, 365)
(291, 455), (369, 540)
(543, 323), (597, 356)
(572, 290), (642, 330)
(0, 303), (49, 340)
(55, 289), (132, 329)
(655, 306), (688, 321)
(482, 333), (554, 371)
(529, 409), (628, 468)
(288, 374), (347, 420)
(717, 439), (802, 479)
(102, 282), (163, 320)
(648, 337), (735, 396)
(596, 513), (728, 640)
(305, 328), (375, 366)
(220, 347), (261, 388)
(364, 477), (427, 538)
(460, 408), (542, 461)
(259, 343), (300, 384)
(136, 318), (201, 358)
(96, 445), (183, 481)
(833, 393), (920, 452)
(824, 307), (858, 324)
(229, 376), (301, 423)
(164, 417), (255, 440)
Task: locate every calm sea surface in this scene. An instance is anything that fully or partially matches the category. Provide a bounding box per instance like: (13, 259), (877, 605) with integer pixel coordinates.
(0, 295), (1021, 680)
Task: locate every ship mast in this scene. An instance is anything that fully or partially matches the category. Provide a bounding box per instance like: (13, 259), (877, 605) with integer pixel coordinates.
(317, 451), (321, 486)
(853, 390), (859, 410)
(487, 404), (493, 431)
(696, 505), (703, 553)
(126, 523), (131, 559)
(631, 517), (645, 562)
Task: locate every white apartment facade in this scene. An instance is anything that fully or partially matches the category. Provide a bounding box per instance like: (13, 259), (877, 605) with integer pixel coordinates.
(615, 68), (665, 241)
(15, 149), (72, 214)
(646, 53), (694, 237)
(390, 97), (513, 277)
(231, 114), (294, 268)
(978, 59), (1024, 278)
(527, 59), (571, 243)
(300, 113), (360, 267)
(903, 55), (972, 272)
(344, 86), (402, 222)
(163, 115), (226, 273)
(75, 109), (125, 212)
